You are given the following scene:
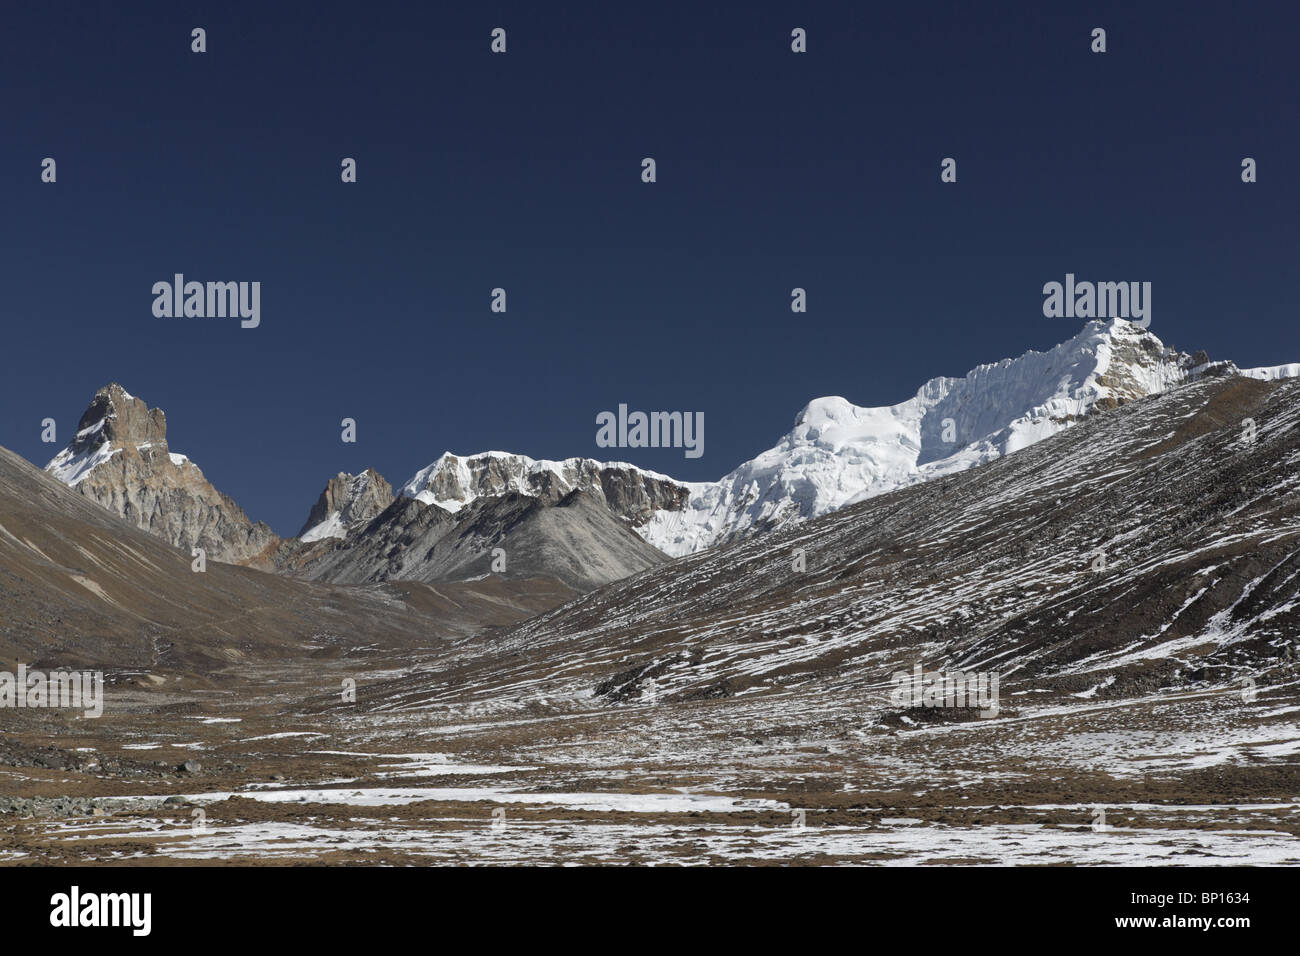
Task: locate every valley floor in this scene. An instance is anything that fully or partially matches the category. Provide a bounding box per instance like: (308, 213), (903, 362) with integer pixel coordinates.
(2, 656), (1297, 866)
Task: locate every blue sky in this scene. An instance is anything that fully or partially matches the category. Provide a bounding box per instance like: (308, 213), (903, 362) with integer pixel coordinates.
(2, 0), (1295, 535)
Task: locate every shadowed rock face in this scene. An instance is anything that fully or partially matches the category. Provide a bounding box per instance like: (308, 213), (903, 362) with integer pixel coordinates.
(594, 466), (693, 525)
(402, 453), (692, 528)
(71, 384), (168, 449)
(280, 488), (668, 592)
(44, 384), (279, 567)
(296, 469), (395, 540)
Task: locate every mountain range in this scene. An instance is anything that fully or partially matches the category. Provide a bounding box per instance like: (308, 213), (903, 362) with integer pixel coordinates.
(6, 316), (1299, 868)
(38, 319), (1298, 596)
(369, 365), (1300, 711)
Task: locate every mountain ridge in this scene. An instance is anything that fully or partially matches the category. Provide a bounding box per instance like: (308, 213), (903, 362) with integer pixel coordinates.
(41, 320), (1298, 583)
(397, 319), (1298, 556)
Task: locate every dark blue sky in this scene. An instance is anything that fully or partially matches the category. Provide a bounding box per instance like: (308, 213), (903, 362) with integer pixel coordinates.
(2, 0), (1296, 535)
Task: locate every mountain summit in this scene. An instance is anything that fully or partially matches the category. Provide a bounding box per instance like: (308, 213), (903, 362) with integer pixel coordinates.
(297, 469), (395, 542)
(44, 384), (279, 565)
(635, 319), (1296, 554)
(391, 320), (1283, 558)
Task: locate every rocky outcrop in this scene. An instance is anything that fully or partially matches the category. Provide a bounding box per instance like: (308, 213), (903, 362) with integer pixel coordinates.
(401, 453), (691, 528)
(44, 384), (279, 566)
(297, 469), (395, 541)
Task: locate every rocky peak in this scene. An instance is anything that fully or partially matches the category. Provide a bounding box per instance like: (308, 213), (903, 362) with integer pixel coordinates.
(45, 384), (278, 566)
(67, 383), (167, 454)
(298, 469), (396, 541)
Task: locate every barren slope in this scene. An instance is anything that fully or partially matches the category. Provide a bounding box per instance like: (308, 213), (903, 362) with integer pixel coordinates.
(371, 374), (1300, 711)
(0, 445), (570, 677)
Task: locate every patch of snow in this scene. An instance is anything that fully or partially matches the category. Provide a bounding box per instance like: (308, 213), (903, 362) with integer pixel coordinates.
(301, 511), (345, 542)
(180, 786), (788, 813)
(45, 442), (120, 486)
(1240, 364), (1300, 381)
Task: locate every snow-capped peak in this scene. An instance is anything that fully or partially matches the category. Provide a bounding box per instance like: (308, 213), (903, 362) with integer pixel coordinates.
(391, 321), (1295, 559)
(636, 319), (1287, 556)
(45, 383), (186, 486)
